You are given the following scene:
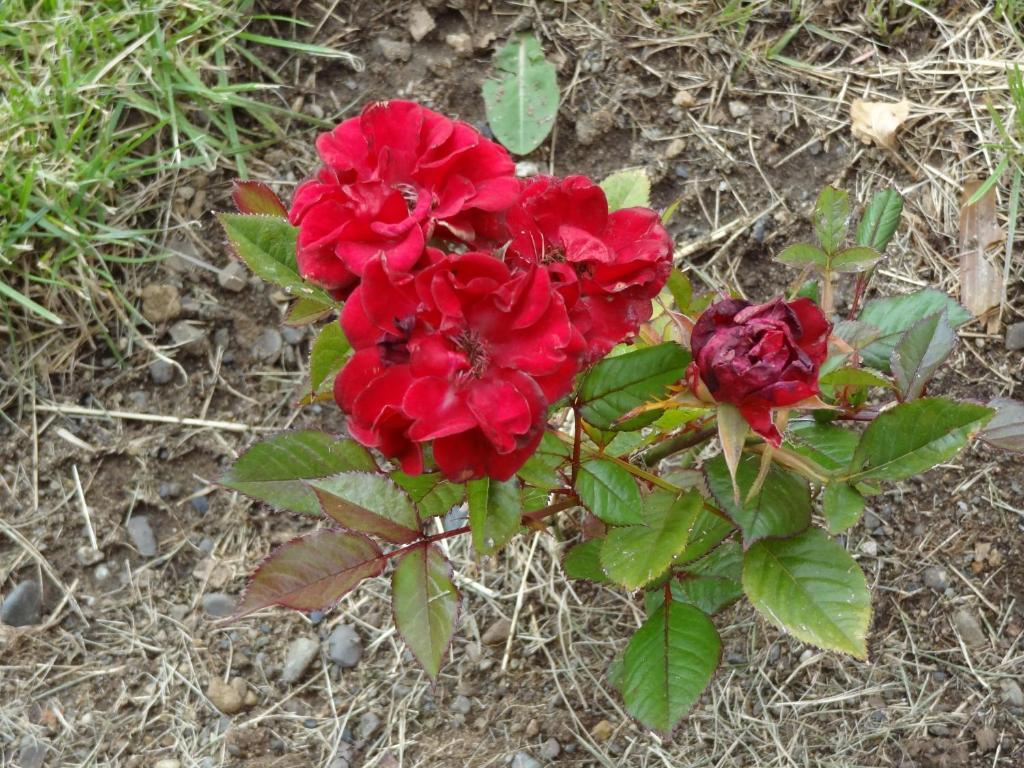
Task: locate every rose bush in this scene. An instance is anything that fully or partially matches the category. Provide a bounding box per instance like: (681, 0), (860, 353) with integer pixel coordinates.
(216, 102), (1021, 736)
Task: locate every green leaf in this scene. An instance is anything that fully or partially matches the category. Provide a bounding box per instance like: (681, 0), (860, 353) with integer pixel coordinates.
(716, 403), (748, 499)
(285, 296), (336, 326)
(392, 544), (460, 680)
(232, 180), (288, 217)
(467, 477), (523, 556)
(848, 398), (994, 482)
(621, 600), (721, 733)
(859, 289), (971, 371)
(814, 186), (850, 254)
(578, 343), (690, 430)
(601, 490), (701, 589)
(221, 431), (377, 515)
(743, 527), (870, 658)
(563, 538), (609, 583)
(830, 246), (882, 273)
(309, 472), (421, 544)
(601, 169), (651, 211)
(673, 540), (743, 615)
(675, 506), (735, 565)
(236, 530), (383, 617)
(787, 421), (859, 472)
(308, 322), (350, 396)
(482, 33), (558, 154)
(517, 432), (570, 490)
(822, 483), (865, 534)
(776, 243), (827, 268)
(855, 188), (904, 251)
(819, 367), (891, 390)
(576, 460), (643, 526)
(704, 454), (811, 546)
(890, 312), (956, 400)
(393, 472), (465, 519)
(667, 268), (693, 313)
(796, 280), (820, 304)
(218, 213), (333, 303)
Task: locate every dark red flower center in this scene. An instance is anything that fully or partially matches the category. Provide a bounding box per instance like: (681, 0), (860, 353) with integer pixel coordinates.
(455, 329), (489, 377)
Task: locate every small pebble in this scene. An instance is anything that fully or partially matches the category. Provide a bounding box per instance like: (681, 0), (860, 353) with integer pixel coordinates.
(728, 100), (750, 118)
(664, 138), (686, 159)
(94, 564), (111, 581)
(445, 32), (473, 55)
(539, 738), (561, 760)
(126, 516), (157, 557)
(1, 581), (42, 627)
(16, 740), (46, 768)
(327, 759), (350, 768)
(928, 723), (950, 737)
(451, 695), (472, 715)
(141, 283), (182, 324)
(281, 636), (321, 683)
(923, 566), (949, 591)
(407, 3), (435, 41)
(1000, 680), (1024, 707)
(217, 261), (247, 292)
(377, 37), (411, 62)
(168, 320), (207, 353)
(975, 727), (999, 752)
(590, 719), (614, 742)
(75, 545), (104, 566)
(158, 481), (182, 500)
(952, 608), (987, 647)
(673, 164), (689, 179)
(251, 327), (283, 362)
(281, 326), (304, 345)
(859, 540), (878, 557)
(327, 624), (363, 668)
(191, 494), (210, 514)
(202, 593), (236, 618)
(357, 711), (382, 741)
(482, 617), (511, 645)
(1005, 322), (1024, 351)
(515, 161), (540, 178)
(207, 677), (247, 715)
(510, 752), (541, 768)
(149, 359), (175, 385)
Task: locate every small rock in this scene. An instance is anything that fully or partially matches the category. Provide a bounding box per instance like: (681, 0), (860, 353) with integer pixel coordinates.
(590, 719), (614, 742)
(75, 545), (104, 566)
(1000, 680), (1024, 707)
(539, 738), (561, 760)
(126, 516), (157, 557)
(673, 90), (696, 108)
(524, 718), (540, 738)
(327, 624), (363, 668)
(952, 608), (987, 647)
(451, 694), (472, 715)
(510, 752), (541, 768)
(1, 581), (42, 627)
(377, 37), (411, 63)
(928, 723), (950, 737)
(445, 32), (473, 56)
(127, 390), (148, 409)
(168, 320), (207, 354)
(728, 100), (750, 119)
(863, 509), (884, 531)
(141, 283), (182, 323)
(158, 481), (182, 500)
(407, 3), (436, 41)
(16, 740), (47, 768)
(575, 110), (614, 146)
(191, 494), (210, 515)
(923, 566), (949, 591)
(1005, 322), (1024, 351)
(515, 161), (541, 178)
(482, 617), (512, 645)
(327, 759), (350, 768)
(673, 164), (689, 179)
(202, 593), (236, 618)
(281, 326), (304, 345)
(975, 727), (998, 752)
(859, 540), (878, 557)
(664, 138), (686, 159)
(251, 327), (283, 362)
(149, 359), (175, 385)
(217, 261), (247, 292)
(357, 711), (382, 741)
(207, 677), (247, 715)
(281, 636), (320, 683)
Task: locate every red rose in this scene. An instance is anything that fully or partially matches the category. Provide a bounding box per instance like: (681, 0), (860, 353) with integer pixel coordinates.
(336, 252), (584, 482)
(289, 100), (519, 297)
(688, 297), (831, 446)
(505, 175), (673, 363)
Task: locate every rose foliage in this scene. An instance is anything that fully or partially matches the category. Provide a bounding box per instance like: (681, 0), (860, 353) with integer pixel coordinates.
(216, 101), (1021, 736)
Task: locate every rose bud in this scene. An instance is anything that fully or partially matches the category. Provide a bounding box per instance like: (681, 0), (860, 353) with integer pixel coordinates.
(688, 297), (831, 446)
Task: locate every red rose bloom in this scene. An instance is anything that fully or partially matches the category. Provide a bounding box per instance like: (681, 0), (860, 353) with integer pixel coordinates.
(335, 252), (583, 482)
(505, 175), (673, 362)
(289, 100), (520, 298)
(688, 297), (831, 446)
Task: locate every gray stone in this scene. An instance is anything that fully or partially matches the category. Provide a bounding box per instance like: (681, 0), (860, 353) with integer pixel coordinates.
(859, 539), (878, 557)
(357, 710), (382, 741)
(1005, 322), (1024, 351)
(149, 359), (175, 385)
(1000, 679), (1024, 707)
(281, 326), (304, 345)
(975, 726), (999, 752)
(923, 566), (949, 591)
(728, 100), (750, 118)
(539, 738), (561, 760)
(952, 608), (987, 647)
(327, 759), (350, 768)
(281, 636), (320, 683)
(191, 494), (210, 514)
(127, 390), (149, 409)
(482, 617), (511, 645)
(168, 320), (207, 353)
(202, 593), (236, 618)
(407, 3), (435, 41)
(158, 481), (182, 500)
(75, 545), (103, 566)
(251, 327), (283, 362)
(515, 161), (540, 178)
(377, 37), (411, 63)
(217, 261), (247, 292)
(1, 580), (42, 627)
(445, 32), (472, 56)
(451, 694), (472, 715)
(327, 623), (363, 668)
(510, 752), (541, 768)
(127, 515), (157, 557)
(16, 739), (46, 768)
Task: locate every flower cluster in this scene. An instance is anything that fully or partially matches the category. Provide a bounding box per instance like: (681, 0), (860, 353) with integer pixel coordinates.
(289, 101), (673, 481)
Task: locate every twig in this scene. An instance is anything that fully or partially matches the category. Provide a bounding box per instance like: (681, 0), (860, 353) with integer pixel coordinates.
(34, 403), (275, 433)
(72, 465), (99, 552)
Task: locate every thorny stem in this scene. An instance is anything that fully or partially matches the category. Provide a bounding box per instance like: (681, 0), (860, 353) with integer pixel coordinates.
(640, 424), (717, 466)
(847, 267), (875, 320)
(569, 402), (583, 486)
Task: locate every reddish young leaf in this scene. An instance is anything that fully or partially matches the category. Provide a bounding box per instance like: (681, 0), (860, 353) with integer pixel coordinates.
(233, 180), (289, 217)
(236, 529), (383, 617)
(392, 544), (461, 679)
(310, 472), (421, 544)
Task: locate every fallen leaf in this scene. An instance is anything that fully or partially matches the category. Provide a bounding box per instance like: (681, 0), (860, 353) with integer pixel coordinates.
(850, 99), (911, 150)
(958, 179), (1004, 332)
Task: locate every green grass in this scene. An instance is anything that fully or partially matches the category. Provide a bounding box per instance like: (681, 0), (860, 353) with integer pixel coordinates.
(0, 0), (350, 328)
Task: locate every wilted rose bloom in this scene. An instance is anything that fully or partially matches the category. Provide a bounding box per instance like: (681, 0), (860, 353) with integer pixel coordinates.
(289, 100), (520, 298)
(505, 175), (673, 363)
(688, 297), (830, 446)
(335, 252), (584, 481)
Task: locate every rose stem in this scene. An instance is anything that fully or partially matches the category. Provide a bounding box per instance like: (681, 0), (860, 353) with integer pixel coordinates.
(640, 425), (717, 466)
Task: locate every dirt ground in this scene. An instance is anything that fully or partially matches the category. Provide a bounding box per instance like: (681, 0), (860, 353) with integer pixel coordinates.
(2, 2), (1024, 767)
